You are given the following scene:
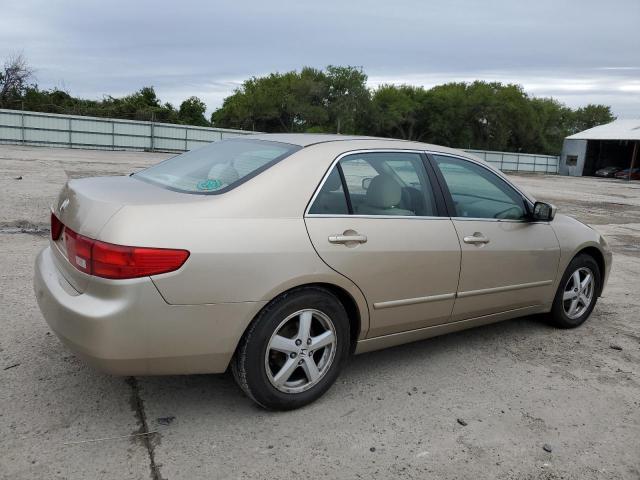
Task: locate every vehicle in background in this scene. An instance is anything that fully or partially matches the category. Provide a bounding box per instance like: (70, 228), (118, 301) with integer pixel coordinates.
(594, 166), (622, 177)
(614, 168), (640, 180)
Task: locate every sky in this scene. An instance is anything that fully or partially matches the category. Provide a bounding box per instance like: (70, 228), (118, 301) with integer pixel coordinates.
(1, 0), (639, 118)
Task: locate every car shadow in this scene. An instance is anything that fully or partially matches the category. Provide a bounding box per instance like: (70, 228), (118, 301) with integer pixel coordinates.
(349, 313), (552, 371)
(134, 313), (554, 416)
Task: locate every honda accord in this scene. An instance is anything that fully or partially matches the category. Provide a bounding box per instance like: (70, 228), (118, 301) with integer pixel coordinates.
(34, 134), (612, 409)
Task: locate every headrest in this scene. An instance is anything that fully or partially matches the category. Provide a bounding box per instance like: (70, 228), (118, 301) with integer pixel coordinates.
(366, 174), (401, 208)
(217, 164), (240, 185)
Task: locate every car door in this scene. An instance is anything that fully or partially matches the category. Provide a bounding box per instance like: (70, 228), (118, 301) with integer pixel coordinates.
(305, 150), (461, 338)
(430, 153), (560, 321)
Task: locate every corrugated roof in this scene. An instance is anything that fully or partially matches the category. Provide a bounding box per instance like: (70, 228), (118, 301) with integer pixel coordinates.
(566, 119), (640, 141)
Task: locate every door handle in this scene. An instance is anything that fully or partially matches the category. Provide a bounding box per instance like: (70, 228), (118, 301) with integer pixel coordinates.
(328, 234), (368, 244)
(463, 233), (490, 245)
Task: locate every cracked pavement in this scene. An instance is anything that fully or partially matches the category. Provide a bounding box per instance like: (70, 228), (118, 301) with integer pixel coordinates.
(1, 145), (638, 479)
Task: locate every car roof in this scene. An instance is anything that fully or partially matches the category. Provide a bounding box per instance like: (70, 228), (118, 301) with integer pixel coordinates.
(248, 133), (448, 150)
(247, 133), (477, 158)
(245, 133), (535, 204)
(249, 133), (382, 147)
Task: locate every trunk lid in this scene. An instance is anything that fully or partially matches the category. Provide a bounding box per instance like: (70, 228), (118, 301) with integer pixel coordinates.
(51, 175), (199, 292)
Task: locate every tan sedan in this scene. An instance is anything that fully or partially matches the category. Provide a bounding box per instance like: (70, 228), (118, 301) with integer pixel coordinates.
(34, 134), (612, 409)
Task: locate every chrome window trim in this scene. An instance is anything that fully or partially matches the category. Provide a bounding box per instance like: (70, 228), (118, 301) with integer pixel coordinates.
(305, 148), (539, 220)
(306, 214), (446, 220)
(450, 217), (550, 224)
(304, 148), (438, 218)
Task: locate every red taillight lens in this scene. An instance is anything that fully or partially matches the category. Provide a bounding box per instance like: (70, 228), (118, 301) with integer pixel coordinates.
(57, 223), (189, 279)
(51, 212), (63, 240)
(91, 240), (190, 279)
(64, 228), (93, 274)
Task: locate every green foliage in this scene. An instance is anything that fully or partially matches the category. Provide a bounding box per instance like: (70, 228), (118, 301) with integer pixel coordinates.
(211, 67), (333, 132)
(367, 81), (611, 155)
(212, 68), (615, 155)
(178, 96), (209, 126)
(2, 55), (617, 155)
(211, 66), (369, 134)
(571, 104), (615, 134)
(370, 84), (428, 140)
(17, 85), (181, 123)
(325, 65), (370, 134)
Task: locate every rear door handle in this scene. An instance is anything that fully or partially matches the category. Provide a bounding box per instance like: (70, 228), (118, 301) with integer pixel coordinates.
(328, 234), (368, 244)
(463, 233), (490, 245)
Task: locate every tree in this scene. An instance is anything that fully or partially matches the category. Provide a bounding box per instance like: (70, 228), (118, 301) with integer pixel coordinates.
(0, 53), (33, 108)
(100, 86), (179, 122)
(212, 68), (329, 132)
(421, 82), (474, 149)
(325, 65), (370, 134)
(527, 97), (573, 155)
(0, 56), (619, 154)
(570, 104), (615, 134)
(370, 84), (428, 140)
(178, 96), (209, 126)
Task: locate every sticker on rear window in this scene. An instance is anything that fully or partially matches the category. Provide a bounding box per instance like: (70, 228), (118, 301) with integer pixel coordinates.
(196, 179), (223, 191)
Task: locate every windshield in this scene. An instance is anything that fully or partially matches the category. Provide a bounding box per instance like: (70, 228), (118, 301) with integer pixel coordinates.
(134, 139), (300, 194)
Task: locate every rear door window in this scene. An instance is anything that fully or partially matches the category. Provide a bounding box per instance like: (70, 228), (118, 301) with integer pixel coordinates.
(308, 168), (349, 215)
(308, 152), (438, 216)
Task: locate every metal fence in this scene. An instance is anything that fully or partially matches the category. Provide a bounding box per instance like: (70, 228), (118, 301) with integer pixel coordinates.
(0, 109), (254, 152)
(0, 108), (559, 173)
(465, 149), (559, 174)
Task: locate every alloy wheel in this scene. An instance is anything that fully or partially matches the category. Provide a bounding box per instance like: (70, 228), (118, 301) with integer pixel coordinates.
(562, 267), (595, 320)
(264, 309), (337, 394)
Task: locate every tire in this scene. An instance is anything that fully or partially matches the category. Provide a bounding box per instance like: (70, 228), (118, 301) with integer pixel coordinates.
(550, 254), (601, 328)
(231, 287), (351, 410)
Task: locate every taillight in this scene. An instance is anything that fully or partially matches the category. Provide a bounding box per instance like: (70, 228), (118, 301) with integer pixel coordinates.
(58, 223), (189, 279)
(91, 240), (190, 279)
(64, 228), (93, 274)
(51, 212), (63, 240)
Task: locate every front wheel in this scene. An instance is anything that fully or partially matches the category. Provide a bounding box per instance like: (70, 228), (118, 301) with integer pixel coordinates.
(231, 287), (351, 410)
(550, 254), (601, 328)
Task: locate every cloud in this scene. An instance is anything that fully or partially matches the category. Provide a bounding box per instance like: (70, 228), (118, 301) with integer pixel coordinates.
(1, 0), (638, 117)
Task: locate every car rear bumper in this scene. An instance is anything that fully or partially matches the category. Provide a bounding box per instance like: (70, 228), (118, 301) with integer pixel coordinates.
(34, 246), (265, 375)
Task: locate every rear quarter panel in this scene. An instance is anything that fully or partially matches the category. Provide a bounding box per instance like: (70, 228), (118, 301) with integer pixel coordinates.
(96, 144), (374, 338)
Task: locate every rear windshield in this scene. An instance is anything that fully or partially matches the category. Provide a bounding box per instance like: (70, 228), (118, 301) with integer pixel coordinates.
(134, 138), (300, 194)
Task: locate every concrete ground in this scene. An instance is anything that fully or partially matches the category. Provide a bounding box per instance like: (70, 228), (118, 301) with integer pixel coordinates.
(0, 144), (638, 480)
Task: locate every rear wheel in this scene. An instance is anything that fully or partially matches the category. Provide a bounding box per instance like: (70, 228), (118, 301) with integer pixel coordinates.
(550, 254), (601, 328)
(232, 287), (350, 410)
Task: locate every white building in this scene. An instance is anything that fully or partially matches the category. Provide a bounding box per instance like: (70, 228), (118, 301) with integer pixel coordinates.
(560, 119), (640, 176)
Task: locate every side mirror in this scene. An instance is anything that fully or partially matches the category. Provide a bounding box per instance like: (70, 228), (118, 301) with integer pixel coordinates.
(532, 201), (556, 221)
(362, 177), (372, 190)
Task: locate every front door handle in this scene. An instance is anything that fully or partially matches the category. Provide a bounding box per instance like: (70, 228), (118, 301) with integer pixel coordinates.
(463, 232), (490, 245)
(328, 234), (368, 244)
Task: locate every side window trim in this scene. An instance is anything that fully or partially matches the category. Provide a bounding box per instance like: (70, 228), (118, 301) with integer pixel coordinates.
(336, 162), (354, 215)
(425, 152), (457, 218)
(426, 152), (530, 222)
(420, 152), (449, 217)
(306, 149), (448, 219)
